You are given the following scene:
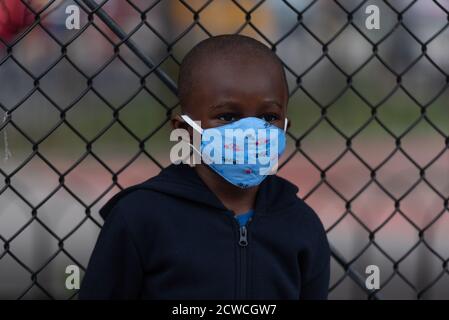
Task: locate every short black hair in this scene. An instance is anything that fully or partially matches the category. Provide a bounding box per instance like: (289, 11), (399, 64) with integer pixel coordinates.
(178, 34), (288, 109)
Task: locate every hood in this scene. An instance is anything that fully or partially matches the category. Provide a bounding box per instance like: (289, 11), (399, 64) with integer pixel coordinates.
(99, 163), (299, 220)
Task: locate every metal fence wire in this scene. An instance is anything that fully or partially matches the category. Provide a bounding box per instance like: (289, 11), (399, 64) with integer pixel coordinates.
(0, 0), (448, 300)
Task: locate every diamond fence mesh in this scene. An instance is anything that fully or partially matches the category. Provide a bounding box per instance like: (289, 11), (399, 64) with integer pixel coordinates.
(0, 0), (448, 299)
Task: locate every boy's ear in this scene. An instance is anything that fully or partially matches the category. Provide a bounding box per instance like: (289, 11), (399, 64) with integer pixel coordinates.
(171, 114), (184, 130)
(171, 113), (192, 134)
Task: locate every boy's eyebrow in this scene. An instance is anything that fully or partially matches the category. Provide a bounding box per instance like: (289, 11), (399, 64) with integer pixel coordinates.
(262, 100), (283, 110)
(210, 101), (241, 110)
(210, 100), (284, 110)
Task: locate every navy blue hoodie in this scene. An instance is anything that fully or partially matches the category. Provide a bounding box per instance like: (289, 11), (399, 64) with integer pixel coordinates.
(79, 163), (330, 299)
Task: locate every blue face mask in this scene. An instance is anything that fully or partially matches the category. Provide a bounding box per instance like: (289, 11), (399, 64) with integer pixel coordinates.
(181, 115), (287, 189)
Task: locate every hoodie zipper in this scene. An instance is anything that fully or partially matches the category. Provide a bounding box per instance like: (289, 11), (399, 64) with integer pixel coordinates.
(236, 217), (252, 299)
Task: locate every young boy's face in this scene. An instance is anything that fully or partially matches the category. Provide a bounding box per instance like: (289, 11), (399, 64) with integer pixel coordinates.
(176, 55), (289, 131)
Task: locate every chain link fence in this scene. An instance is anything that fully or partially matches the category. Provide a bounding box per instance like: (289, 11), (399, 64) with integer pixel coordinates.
(0, 0), (448, 299)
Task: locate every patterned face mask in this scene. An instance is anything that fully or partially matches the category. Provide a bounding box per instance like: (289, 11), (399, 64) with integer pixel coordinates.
(181, 115), (287, 188)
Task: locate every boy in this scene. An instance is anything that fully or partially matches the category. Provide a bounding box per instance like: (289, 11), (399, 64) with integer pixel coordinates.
(79, 35), (330, 300)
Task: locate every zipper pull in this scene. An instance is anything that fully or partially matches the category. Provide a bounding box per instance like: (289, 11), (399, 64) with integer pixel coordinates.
(239, 225), (248, 247)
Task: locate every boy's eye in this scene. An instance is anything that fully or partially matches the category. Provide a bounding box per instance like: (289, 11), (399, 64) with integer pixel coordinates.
(217, 114), (238, 122)
(260, 114), (280, 122)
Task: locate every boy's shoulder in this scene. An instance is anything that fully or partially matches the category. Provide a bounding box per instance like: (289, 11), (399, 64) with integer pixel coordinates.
(266, 174), (325, 231)
(97, 164), (218, 221)
(98, 174), (173, 221)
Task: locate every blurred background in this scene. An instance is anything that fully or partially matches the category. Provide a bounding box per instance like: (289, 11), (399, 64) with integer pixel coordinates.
(0, 0), (448, 299)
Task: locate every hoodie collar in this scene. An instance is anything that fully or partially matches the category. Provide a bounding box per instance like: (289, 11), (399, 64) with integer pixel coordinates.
(99, 163), (299, 220)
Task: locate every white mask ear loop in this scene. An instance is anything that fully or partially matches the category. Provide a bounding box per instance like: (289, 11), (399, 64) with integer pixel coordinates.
(178, 114), (203, 162)
(284, 118), (288, 132)
(181, 114), (203, 134)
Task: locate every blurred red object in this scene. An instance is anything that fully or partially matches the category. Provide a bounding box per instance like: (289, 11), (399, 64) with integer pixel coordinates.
(0, 0), (35, 43)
